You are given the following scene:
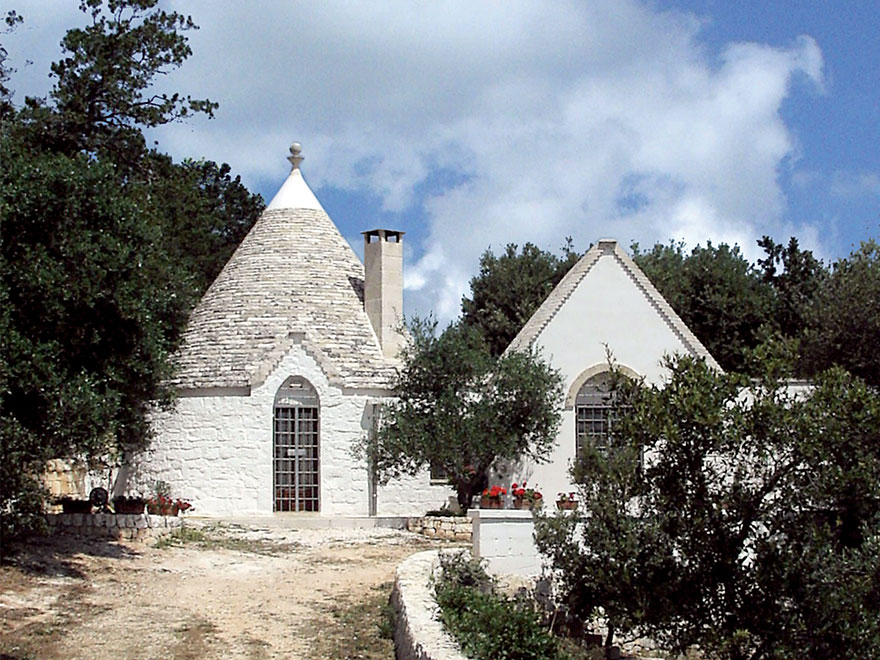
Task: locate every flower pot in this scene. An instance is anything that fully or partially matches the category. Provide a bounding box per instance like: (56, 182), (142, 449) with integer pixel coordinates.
(556, 500), (577, 510)
(147, 503), (179, 516)
(60, 499), (92, 514)
(113, 499), (146, 515)
(480, 497), (504, 509)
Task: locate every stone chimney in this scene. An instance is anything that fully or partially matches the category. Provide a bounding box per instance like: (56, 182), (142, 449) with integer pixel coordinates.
(362, 229), (405, 359)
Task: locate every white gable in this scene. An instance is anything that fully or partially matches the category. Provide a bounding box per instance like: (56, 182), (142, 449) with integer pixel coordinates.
(496, 238), (720, 501)
(538, 248), (702, 385)
(508, 238), (720, 386)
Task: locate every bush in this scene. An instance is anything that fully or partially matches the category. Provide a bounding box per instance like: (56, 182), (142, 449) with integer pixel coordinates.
(434, 552), (568, 660)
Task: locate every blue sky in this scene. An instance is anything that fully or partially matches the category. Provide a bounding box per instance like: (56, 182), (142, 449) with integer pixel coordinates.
(4, 1), (878, 322)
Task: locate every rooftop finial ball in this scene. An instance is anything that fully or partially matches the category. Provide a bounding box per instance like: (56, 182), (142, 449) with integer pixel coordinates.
(290, 142), (302, 154)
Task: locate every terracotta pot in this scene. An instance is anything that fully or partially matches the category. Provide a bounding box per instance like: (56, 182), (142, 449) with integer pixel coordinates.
(480, 496), (504, 509)
(61, 499), (92, 514)
(147, 503), (179, 516)
(113, 499), (146, 515)
(556, 500), (577, 510)
(514, 497), (543, 510)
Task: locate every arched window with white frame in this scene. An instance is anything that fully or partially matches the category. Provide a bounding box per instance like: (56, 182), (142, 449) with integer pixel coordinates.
(574, 372), (619, 459)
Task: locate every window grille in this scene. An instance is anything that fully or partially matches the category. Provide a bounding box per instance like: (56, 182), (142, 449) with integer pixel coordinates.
(575, 373), (617, 458)
(273, 377), (319, 512)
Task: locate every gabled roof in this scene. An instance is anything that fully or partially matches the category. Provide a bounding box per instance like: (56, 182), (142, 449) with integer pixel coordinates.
(507, 238), (721, 370)
(170, 144), (397, 391)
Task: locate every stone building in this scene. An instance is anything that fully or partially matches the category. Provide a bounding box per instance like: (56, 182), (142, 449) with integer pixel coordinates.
(126, 144), (453, 516)
(500, 238), (720, 499)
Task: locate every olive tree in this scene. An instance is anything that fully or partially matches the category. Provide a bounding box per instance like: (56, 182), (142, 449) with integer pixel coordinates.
(362, 318), (564, 510)
(535, 356), (880, 660)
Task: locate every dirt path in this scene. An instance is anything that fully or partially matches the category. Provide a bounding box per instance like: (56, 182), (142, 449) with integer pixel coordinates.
(1, 522), (451, 660)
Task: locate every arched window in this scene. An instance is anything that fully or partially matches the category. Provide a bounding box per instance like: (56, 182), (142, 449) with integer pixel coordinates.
(575, 372), (617, 458)
(273, 377), (319, 512)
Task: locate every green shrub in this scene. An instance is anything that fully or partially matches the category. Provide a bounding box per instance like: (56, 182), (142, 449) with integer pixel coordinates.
(434, 552), (568, 660)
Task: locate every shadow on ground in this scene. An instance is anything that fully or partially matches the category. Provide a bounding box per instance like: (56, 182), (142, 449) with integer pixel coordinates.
(2, 533), (141, 580)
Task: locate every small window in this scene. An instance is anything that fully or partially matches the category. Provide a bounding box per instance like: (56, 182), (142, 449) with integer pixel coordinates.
(575, 373), (618, 458)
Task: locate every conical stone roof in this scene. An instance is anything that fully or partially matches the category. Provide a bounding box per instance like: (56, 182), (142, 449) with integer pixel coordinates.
(170, 144), (397, 391)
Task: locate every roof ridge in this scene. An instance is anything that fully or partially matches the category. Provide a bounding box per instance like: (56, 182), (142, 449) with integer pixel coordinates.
(505, 243), (604, 353)
(505, 239), (721, 371)
(609, 243), (722, 371)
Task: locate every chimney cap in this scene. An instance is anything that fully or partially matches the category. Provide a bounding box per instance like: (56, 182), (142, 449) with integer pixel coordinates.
(362, 229), (405, 242)
(287, 142), (304, 171)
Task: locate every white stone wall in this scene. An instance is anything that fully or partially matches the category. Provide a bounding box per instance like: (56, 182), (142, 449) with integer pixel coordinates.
(469, 509), (544, 576)
(392, 550), (468, 660)
(407, 516), (472, 542)
(502, 254), (700, 502)
(46, 513), (184, 542)
(127, 342), (452, 517)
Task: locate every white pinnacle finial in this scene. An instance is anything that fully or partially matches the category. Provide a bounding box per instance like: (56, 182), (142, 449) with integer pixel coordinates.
(287, 142), (304, 170)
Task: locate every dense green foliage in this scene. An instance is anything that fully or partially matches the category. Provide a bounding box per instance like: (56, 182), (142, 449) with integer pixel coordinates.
(632, 241), (776, 372)
(756, 235), (827, 339)
(800, 239), (880, 387)
(435, 552), (568, 660)
(462, 234), (880, 381)
(535, 356), (880, 660)
(363, 318), (563, 509)
(461, 241), (580, 356)
(0, 1), (262, 540)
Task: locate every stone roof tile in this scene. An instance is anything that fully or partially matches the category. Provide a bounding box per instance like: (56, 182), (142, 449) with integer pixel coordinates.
(170, 192), (398, 391)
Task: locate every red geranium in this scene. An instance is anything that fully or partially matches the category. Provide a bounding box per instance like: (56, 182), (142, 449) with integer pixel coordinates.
(482, 485), (507, 500)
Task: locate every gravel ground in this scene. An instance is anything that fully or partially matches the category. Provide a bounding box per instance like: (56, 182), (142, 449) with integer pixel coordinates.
(0, 520), (454, 660)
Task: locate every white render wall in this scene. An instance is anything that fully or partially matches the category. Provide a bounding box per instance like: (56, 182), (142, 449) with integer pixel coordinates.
(127, 342), (452, 517)
(501, 253), (699, 502)
(469, 509), (543, 576)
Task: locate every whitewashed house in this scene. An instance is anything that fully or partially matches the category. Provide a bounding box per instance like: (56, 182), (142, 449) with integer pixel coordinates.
(500, 238), (721, 500)
(125, 144), (453, 517)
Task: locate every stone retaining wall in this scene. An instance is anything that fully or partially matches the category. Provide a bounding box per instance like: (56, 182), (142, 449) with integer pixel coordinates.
(46, 513), (184, 542)
(391, 550), (467, 660)
(407, 516), (471, 542)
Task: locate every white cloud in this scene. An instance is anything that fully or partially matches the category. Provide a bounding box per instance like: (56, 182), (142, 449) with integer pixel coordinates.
(5, 1), (827, 323)
(831, 171), (880, 199)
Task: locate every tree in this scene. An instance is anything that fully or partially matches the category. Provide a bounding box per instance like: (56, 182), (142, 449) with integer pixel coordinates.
(800, 239), (880, 387)
(362, 318), (564, 510)
(0, 11), (23, 114)
(756, 235), (826, 339)
(0, 0), (259, 539)
(534, 356), (880, 660)
(0, 137), (194, 539)
(461, 241), (580, 356)
(41, 0), (216, 165)
(632, 241), (775, 372)
(144, 153), (264, 293)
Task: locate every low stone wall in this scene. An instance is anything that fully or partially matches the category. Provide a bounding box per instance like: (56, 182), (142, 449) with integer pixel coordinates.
(42, 459), (87, 501)
(392, 550), (468, 660)
(469, 508), (543, 576)
(407, 516), (471, 542)
(46, 513), (184, 542)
